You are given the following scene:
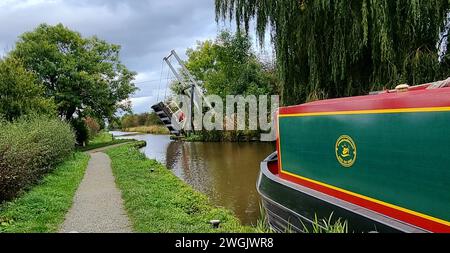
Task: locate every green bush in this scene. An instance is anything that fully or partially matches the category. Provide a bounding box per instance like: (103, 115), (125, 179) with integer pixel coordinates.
(70, 118), (89, 146)
(84, 117), (101, 140)
(0, 116), (75, 201)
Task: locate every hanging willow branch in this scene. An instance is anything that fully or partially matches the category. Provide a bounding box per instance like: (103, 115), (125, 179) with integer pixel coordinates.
(216, 0), (450, 105)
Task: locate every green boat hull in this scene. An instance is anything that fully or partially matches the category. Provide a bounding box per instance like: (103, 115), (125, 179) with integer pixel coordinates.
(258, 153), (428, 233)
(278, 111), (450, 226)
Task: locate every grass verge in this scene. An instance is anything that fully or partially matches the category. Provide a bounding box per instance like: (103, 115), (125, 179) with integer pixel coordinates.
(78, 132), (133, 152)
(0, 152), (90, 233)
(106, 143), (254, 233)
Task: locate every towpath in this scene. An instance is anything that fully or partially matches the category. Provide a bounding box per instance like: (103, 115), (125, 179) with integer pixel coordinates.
(59, 149), (132, 233)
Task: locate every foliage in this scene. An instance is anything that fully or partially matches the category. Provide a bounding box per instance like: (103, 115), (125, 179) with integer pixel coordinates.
(216, 0), (450, 105)
(0, 116), (75, 201)
(0, 57), (55, 121)
(10, 23), (137, 120)
(254, 204), (274, 233)
(107, 116), (122, 130)
(255, 206), (348, 233)
(106, 144), (254, 232)
(173, 30), (279, 97)
(121, 112), (164, 129)
(121, 114), (139, 129)
(171, 30), (278, 141)
(0, 152), (89, 232)
(84, 116), (101, 139)
(70, 118), (89, 146)
(184, 130), (259, 142)
(150, 112), (164, 125)
(301, 213), (349, 233)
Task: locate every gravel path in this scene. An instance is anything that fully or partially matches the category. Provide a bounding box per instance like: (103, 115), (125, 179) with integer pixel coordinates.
(60, 152), (132, 233)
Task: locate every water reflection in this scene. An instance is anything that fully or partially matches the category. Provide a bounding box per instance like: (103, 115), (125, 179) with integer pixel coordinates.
(113, 132), (275, 225)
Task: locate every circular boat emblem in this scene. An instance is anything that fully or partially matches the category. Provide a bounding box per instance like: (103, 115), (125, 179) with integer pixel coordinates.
(335, 135), (357, 168)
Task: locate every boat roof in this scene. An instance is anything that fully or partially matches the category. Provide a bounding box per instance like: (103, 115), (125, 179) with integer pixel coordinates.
(279, 80), (450, 115)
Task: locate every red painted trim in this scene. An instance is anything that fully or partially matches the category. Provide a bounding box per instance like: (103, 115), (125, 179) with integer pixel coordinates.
(275, 110), (282, 177)
(279, 87), (450, 115)
(279, 172), (450, 233)
(267, 161), (279, 175)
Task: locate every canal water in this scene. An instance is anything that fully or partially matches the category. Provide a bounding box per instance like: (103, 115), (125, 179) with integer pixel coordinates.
(111, 132), (275, 225)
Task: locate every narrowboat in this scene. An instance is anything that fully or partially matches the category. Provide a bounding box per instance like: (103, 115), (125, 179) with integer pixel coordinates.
(258, 79), (450, 233)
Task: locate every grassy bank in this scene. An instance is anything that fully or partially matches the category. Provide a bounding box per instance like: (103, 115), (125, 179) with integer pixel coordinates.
(78, 131), (133, 152)
(0, 152), (89, 233)
(123, 125), (169, 135)
(106, 143), (254, 233)
(183, 130), (261, 142)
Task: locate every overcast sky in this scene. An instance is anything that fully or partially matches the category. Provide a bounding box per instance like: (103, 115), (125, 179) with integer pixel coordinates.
(0, 0), (249, 114)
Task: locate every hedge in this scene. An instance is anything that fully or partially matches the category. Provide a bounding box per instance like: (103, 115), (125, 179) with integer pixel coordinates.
(0, 116), (75, 201)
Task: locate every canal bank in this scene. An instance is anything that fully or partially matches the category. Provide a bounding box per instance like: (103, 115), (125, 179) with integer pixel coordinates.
(105, 143), (254, 232)
(113, 132), (275, 225)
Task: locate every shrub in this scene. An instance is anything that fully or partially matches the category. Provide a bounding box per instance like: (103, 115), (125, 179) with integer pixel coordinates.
(120, 112), (164, 130)
(70, 118), (89, 146)
(121, 114), (139, 129)
(0, 115), (75, 201)
(84, 117), (101, 140)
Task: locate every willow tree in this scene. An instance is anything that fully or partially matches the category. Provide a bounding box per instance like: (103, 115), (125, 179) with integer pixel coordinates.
(216, 0), (450, 105)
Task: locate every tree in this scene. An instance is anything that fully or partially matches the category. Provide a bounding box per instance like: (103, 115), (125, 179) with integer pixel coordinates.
(147, 112), (164, 126)
(84, 116), (101, 138)
(137, 113), (149, 126)
(0, 57), (55, 121)
(173, 30), (279, 98)
(121, 114), (139, 129)
(216, 0), (450, 105)
(11, 23), (137, 121)
(119, 112), (163, 129)
(107, 116), (122, 130)
(169, 31), (278, 141)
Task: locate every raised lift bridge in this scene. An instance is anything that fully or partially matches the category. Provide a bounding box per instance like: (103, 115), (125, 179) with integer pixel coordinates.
(151, 50), (214, 136)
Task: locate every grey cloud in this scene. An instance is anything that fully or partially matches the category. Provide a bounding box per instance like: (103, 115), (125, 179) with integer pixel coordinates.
(0, 0), (230, 113)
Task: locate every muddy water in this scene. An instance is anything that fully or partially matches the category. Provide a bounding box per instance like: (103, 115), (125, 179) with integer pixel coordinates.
(112, 132), (275, 225)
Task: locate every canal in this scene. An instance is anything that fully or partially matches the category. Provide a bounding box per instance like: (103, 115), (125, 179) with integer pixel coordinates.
(111, 132), (275, 225)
